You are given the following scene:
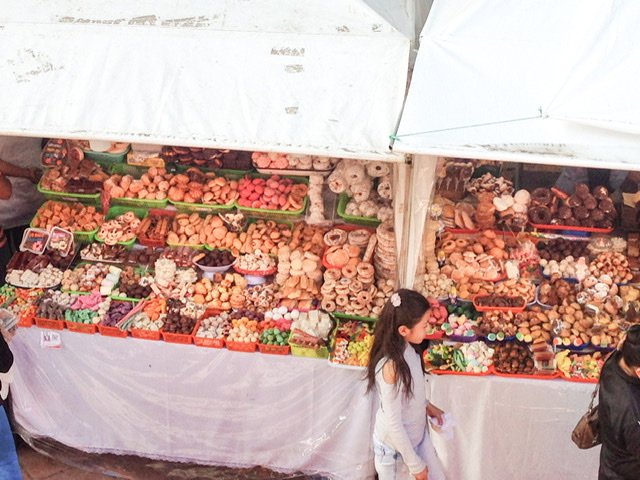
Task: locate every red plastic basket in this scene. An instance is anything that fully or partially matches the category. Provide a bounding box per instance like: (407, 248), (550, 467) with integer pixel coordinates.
(226, 340), (257, 352)
(473, 295), (526, 313)
(138, 209), (176, 248)
(529, 222), (613, 234)
(258, 343), (290, 355)
(131, 328), (161, 341)
(18, 313), (34, 328)
(424, 331), (445, 340)
(162, 330), (194, 345)
(192, 319), (225, 348)
(98, 324), (129, 338)
(491, 366), (559, 380)
(35, 317), (65, 330)
(65, 321), (97, 334)
(430, 369), (492, 377)
(560, 374), (599, 384)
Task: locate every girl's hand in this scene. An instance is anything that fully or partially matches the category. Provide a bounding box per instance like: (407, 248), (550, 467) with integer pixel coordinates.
(427, 403), (445, 427)
(414, 467), (429, 480)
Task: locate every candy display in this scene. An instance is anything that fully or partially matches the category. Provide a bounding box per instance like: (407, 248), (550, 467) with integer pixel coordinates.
(41, 139), (68, 167)
(102, 301), (134, 328)
(103, 167), (172, 201)
(424, 342), (494, 373)
(112, 267), (153, 299)
(237, 175), (308, 211)
(329, 159), (392, 221)
(161, 146), (251, 170)
(96, 211), (142, 245)
(492, 342), (535, 375)
(192, 249), (235, 269)
(289, 310), (333, 349)
(166, 168), (239, 206)
(556, 350), (604, 380)
(62, 263), (120, 294)
(528, 183), (617, 229)
(252, 152), (336, 172)
(329, 320), (374, 367)
(32, 201), (104, 233)
(40, 158), (108, 194)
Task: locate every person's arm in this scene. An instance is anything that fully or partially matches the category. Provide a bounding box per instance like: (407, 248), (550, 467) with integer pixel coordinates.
(555, 167), (588, 194)
(0, 173), (12, 200)
(0, 159), (39, 183)
(380, 361), (428, 477)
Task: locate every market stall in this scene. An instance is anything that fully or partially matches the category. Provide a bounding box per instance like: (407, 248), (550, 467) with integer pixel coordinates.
(0, 1), (426, 478)
(391, 0), (640, 479)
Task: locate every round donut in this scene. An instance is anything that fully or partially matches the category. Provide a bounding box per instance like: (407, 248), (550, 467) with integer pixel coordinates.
(342, 265), (357, 279)
(575, 183), (590, 199)
(348, 229), (372, 247)
(531, 187), (552, 206)
(324, 268), (342, 282)
(335, 294), (349, 307)
(592, 186), (610, 201)
(528, 206), (552, 224)
(323, 228), (347, 246)
(565, 195), (582, 208)
(574, 206), (589, 220)
(599, 198), (615, 214)
(557, 206), (572, 220)
(356, 262), (375, 278)
(357, 291), (372, 304)
(442, 240), (456, 254)
(321, 299), (336, 312)
(583, 194), (597, 210)
(455, 239), (468, 249)
(349, 280), (363, 293)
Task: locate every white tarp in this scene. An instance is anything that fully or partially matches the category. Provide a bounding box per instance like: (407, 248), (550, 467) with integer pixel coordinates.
(394, 0), (640, 169)
(0, 0), (416, 161)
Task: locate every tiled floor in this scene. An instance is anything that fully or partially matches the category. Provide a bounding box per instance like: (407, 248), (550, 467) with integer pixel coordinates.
(18, 443), (111, 479)
(16, 438), (325, 479)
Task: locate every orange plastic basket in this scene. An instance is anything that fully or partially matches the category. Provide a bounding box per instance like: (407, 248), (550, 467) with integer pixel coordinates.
(226, 340), (257, 352)
(98, 324), (129, 338)
(65, 322), (97, 334)
(192, 319), (225, 348)
(18, 313), (35, 328)
(131, 328), (161, 341)
(162, 331), (194, 345)
(35, 317), (65, 330)
(258, 343), (290, 355)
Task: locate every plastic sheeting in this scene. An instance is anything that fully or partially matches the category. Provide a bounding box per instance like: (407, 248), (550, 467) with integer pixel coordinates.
(0, 0), (414, 161)
(394, 0), (640, 170)
(427, 375), (600, 480)
(10, 328), (377, 480)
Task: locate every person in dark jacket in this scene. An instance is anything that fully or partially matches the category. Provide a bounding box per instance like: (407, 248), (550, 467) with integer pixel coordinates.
(598, 325), (640, 480)
(0, 321), (22, 479)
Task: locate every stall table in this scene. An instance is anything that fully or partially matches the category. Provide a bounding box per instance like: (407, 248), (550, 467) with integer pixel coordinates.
(11, 327), (602, 480)
(426, 374), (600, 480)
(10, 328), (376, 480)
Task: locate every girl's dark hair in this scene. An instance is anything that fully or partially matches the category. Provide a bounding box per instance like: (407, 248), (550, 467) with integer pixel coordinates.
(366, 289), (429, 398)
(622, 324), (640, 369)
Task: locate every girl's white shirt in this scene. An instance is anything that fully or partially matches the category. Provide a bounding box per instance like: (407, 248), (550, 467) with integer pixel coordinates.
(374, 342), (428, 475)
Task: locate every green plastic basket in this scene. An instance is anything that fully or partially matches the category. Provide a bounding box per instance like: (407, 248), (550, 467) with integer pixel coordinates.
(169, 199), (236, 213)
(333, 312), (378, 323)
(84, 145), (130, 166)
(95, 206), (148, 247)
(108, 163), (168, 208)
(336, 193), (381, 227)
(289, 341), (329, 359)
(235, 173), (308, 219)
(37, 181), (101, 205)
(110, 294), (143, 303)
(30, 215), (98, 244)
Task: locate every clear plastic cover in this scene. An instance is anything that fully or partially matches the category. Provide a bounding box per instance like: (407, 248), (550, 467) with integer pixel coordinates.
(10, 328), (377, 479)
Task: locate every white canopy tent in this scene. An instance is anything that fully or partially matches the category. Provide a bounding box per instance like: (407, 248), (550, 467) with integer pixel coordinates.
(0, 0), (418, 161)
(394, 0), (640, 287)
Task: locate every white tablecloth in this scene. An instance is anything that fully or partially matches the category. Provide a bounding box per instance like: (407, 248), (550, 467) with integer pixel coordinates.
(426, 375), (601, 480)
(10, 327), (603, 480)
(10, 328), (377, 480)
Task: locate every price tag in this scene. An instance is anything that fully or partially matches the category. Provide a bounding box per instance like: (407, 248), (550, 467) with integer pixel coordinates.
(40, 331), (62, 349)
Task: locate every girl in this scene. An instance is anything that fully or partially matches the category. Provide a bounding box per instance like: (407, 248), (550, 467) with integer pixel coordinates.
(366, 289), (447, 480)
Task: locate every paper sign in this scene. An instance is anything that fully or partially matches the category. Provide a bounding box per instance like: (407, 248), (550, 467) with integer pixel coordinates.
(40, 331), (62, 349)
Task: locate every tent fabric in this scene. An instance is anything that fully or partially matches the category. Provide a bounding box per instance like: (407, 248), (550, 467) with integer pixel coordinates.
(0, 0), (416, 161)
(394, 0), (640, 170)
